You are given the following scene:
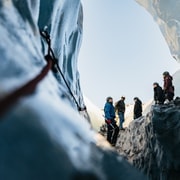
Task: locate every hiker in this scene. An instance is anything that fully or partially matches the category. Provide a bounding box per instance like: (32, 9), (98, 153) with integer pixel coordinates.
(133, 97), (142, 119)
(115, 96), (125, 130)
(104, 97), (119, 146)
(153, 82), (165, 104)
(163, 71), (174, 102)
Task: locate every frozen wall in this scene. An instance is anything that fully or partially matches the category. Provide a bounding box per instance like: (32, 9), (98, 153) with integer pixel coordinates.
(135, 0), (180, 62)
(38, 0), (85, 110)
(0, 0), (146, 179)
(0, 0), (84, 111)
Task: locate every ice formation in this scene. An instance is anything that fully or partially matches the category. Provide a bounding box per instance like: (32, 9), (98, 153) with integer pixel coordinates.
(136, 0), (180, 62)
(0, 0), (146, 179)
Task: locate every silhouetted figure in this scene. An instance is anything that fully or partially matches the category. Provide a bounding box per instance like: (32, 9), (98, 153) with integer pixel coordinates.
(163, 71), (174, 102)
(153, 82), (165, 104)
(133, 97), (142, 119)
(104, 97), (119, 146)
(115, 96), (126, 130)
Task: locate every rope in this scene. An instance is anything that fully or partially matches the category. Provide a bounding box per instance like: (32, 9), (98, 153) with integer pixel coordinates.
(0, 30), (86, 117)
(40, 30), (86, 112)
(0, 55), (53, 117)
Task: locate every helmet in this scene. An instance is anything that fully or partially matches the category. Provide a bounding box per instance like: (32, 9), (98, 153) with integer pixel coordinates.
(163, 71), (169, 76)
(106, 96), (113, 102)
(121, 96), (125, 100)
(153, 82), (159, 86)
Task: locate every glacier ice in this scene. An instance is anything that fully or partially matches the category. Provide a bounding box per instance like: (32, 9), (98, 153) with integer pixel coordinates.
(1, 0), (179, 179)
(136, 0), (180, 62)
(0, 0), (146, 179)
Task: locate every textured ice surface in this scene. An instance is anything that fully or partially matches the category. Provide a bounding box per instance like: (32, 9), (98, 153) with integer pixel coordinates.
(136, 0), (180, 62)
(0, 0), (146, 179)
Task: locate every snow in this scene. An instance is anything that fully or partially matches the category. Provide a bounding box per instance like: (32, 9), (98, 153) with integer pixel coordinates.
(84, 96), (104, 131)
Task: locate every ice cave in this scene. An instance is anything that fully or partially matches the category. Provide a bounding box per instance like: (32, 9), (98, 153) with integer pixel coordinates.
(0, 0), (179, 180)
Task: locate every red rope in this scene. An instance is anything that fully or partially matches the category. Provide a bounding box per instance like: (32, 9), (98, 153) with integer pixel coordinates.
(0, 55), (53, 117)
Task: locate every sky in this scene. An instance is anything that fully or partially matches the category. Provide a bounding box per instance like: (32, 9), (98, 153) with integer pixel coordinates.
(78, 0), (180, 108)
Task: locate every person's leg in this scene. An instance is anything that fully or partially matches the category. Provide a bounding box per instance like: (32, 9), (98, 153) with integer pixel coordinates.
(119, 112), (124, 129)
(169, 93), (174, 101)
(118, 113), (122, 129)
(137, 113), (142, 119)
(107, 125), (113, 144)
(121, 112), (124, 127)
(111, 124), (119, 146)
(168, 92), (174, 101)
(119, 112), (123, 128)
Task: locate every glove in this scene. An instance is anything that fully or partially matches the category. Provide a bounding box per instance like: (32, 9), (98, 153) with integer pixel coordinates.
(155, 101), (158, 104)
(105, 119), (111, 124)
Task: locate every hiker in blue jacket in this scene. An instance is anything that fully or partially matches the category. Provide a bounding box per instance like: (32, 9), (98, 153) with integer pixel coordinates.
(104, 97), (119, 146)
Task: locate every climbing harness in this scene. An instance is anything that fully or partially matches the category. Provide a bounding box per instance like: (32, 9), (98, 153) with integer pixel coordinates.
(103, 115), (117, 130)
(0, 29), (86, 117)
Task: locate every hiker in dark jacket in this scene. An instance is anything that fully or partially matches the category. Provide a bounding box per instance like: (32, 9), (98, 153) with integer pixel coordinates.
(153, 82), (165, 104)
(133, 97), (142, 119)
(115, 96), (125, 130)
(163, 71), (174, 102)
(104, 97), (119, 146)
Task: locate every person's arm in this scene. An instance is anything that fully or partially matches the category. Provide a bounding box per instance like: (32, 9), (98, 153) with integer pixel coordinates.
(104, 104), (112, 120)
(164, 77), (171, 91)
(133, 104), (137, 119)
(119, 101), (125, 112)
(140, 103), (142, 113)
(104, 104), (114, 124)
(134, 103), (137, 114)
(154, 88), (157, 101)
(154, 87), (160, 104)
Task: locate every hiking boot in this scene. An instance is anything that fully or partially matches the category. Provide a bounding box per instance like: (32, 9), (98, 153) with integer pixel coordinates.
(111, 143), (116, 147)
(120, 128), (125, 131)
